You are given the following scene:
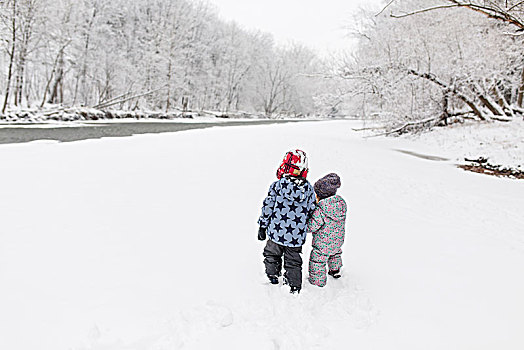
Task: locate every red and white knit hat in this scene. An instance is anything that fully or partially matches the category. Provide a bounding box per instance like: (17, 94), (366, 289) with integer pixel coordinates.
(276, 149), (309, 179)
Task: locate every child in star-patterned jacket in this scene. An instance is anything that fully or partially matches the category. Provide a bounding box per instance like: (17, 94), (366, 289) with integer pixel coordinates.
(307, 173), (347, 287)
(257, 149), (316, 294)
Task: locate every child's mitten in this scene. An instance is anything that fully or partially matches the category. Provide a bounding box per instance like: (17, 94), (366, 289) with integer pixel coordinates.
(258, 226), (267, 240)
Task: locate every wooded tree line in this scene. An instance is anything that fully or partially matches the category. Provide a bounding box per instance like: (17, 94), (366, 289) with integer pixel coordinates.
(338, 0), (524, 131)
(0, 0), (322, 116)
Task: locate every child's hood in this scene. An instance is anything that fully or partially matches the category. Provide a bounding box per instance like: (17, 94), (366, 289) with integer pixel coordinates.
(277, 176), (313, 202)
(318, 195), (347, 221)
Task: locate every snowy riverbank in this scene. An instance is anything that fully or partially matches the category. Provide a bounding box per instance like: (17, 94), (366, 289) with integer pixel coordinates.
(0, 120), (523, 350)
(0, 106), (322, 124)
(400, 119), (524, 171)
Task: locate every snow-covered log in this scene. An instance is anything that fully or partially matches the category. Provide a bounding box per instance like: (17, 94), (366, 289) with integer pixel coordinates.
(471, 82), (506, 117)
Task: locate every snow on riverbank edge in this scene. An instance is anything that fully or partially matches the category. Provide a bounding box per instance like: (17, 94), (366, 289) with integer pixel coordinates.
(0, 106), (329, 124)
(392, 119), (523, 173)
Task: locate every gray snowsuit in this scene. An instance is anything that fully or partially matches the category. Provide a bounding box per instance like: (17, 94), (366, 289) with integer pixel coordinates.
(258, 175), (316, 288)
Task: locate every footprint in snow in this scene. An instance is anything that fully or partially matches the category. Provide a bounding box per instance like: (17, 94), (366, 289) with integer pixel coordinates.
(259, 271), (379, 331)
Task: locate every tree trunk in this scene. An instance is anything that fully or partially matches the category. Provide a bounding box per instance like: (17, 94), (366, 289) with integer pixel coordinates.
(166, 60), (172, 113)
(15, 36), (28, 106)
(49, 52), (64, 105)
(15, 47), (27, 106)
(24, 71), (32, 107)
(41, 48), (61, 107)
(407, 69), (487, 120)
(73, 6), (97, 106)
(493, 84), (514, 117)
(442, 91), (449, 125)
(518, 65), (524, 108)
(472, 82), (504, 116)
(2, 1), (17, 114)
(14, 0), (37, 107)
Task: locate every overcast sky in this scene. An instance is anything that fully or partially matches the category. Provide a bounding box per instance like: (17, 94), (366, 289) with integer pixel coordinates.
(206, 0), (382, 56)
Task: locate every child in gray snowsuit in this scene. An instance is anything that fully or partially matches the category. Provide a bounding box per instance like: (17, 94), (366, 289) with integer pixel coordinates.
(257, 149), (316, 294)
(308, 173), (347, 287)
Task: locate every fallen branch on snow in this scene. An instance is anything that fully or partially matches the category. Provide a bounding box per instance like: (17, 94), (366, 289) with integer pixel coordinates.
(365, 117), (439, 138)
(460, 157), (524, 179)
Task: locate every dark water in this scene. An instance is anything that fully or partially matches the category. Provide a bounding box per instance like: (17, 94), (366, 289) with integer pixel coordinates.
(395, 149), (449, 161)
(0, 119), (309, 144)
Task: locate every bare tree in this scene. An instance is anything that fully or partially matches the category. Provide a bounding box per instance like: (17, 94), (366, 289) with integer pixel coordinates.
(388, 0), (524, 29)
(1, 0), (323, 115)
(387, 0), (524, 110)
(1, 0), (17, 113)
(13, 0), (39, 107)
(339, 0), (523, 131)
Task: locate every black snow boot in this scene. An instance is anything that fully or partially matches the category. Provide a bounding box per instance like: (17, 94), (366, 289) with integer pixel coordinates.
(284, 274), (301, 293)
(328, 269), (341, 279)
(290, 286), (301, 294)
(283, 274), (288, 285)
(267, 274), (279, 285)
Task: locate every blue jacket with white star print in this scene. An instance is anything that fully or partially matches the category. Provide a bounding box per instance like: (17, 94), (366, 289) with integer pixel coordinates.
(258, 176), (316, 247)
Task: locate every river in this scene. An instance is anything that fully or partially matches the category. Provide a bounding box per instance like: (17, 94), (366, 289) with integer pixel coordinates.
(0, 119), (311, 144)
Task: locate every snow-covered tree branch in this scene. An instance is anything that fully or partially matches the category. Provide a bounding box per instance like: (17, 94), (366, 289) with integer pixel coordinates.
(337, 0), (524, 132)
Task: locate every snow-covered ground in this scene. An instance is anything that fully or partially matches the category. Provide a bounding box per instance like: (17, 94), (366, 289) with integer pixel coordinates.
(0, 121), (523, 350)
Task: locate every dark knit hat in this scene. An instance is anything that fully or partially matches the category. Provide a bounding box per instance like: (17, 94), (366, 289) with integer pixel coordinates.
(314, 173), (341, 200)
